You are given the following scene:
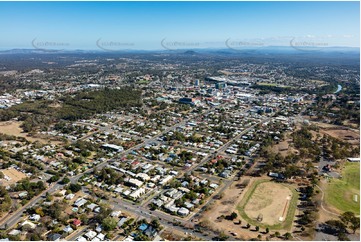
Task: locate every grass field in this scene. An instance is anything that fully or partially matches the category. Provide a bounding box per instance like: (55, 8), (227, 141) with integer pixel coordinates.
(237, 179), (298, 230)
(325, 162), (360, 215)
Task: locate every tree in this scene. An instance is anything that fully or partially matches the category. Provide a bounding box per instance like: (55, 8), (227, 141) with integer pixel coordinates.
(230, 212), (238, 220)
(255, 226), (259, 231)
(151, 219), (161, 230)
(283, 232), (292, 240)
(274, 231), (280, 237)
(102, 217), (117, 231)
(48, 175), (60, 183)
(46, 194), (53, 202)
(265, 227), (269, 234)
(326, 219), (347, 234)
(61, 177), (70, 184)
(36, 181), (46, 190)
(350, 217), (360, 234)
(337, 232), (350, 241)
(68, 183), (82, 193)
(29, 233), (41, 241)
(79, 214), (89, 225)
(340, 211), (360, 234)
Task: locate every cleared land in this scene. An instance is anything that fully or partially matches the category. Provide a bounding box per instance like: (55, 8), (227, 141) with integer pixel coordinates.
(199, 178), (263, 239)
(0, 121), (61, 144)
(237, 180), (298, 230)
(312, 122), (360, 146)
(325, 162), (360, 215)
(0, 168), (27, 186)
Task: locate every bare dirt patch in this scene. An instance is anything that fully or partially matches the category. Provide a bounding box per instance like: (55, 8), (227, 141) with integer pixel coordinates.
(0, 167), (27, 186)
(199, 177), (275, 239)
(320, 129), (359, 146)
(0, 121), (61, 144)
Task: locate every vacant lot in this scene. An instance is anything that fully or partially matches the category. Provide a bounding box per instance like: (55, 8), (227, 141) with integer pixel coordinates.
(321, 129), (360, 146)
(0, 121), (61, 144)
(0, 167), (27, 186)
(325, 162), (360, 215)
(312, 122), (360, 146)
(237, 180), (298, 230)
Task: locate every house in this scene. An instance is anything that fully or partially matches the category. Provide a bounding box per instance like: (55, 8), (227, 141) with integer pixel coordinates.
(166, 188), (177, 197)
(95, 225), (102, 233)
(47, 233), (62, 241)
(136, 173), (150, 181)
(73, 219), (82, 227)
(8, 230), (21, 236)
(172, 191), (184, 200)
(159, 175), (173, 185)
(124, 236), (134, 241)
(209, 183), (219, 189)
(114, 187), (124, 193)
(87, 203), (98, 211)
(129, 188), (145, 200)
(101, 144), (124, 152)
(63, 225), (74, 234)
(74, 198), (88, 207)
(145, 226), (158, 238)
(169, 170), (178, 176)
(117, 217), (128, 227)
(178, 187), (190, 193)
(96, 233), (105, 241)
(178, 207), (190, 216)
(138, 223), (148, 232)
(125, 178), (143, 188)
(58, 190), (67, 196)
(111, 210), (122, 217)
(18, 191), (28, 199)
(84, 230), (97, 240)
(94, 207), (101, 213)
(76, 236), (87, 241)
(152, 199), (164, 207)
(219, 169), (231, 178)
(29, 214), (40, 221)
(184, 202), (194, 209)
(20, 220), (36, 229)
(66, 193), (75, 200)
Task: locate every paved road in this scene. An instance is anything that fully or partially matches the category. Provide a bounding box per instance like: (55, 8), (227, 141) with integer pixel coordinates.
(0, 181), (65, 229)
(0, 106), (267, 239)
(0, 115), (192, 232)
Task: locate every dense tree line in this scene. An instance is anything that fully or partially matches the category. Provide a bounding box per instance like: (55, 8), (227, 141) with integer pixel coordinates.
(0, 88), (142, 132)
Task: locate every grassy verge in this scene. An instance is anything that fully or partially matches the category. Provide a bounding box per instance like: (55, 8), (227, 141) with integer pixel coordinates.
(325, 162), (360, 215)
(237, 179), (298, 230)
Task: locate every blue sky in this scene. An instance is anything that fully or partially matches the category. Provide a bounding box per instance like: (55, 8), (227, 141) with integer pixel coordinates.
(0, 1), (359, 50)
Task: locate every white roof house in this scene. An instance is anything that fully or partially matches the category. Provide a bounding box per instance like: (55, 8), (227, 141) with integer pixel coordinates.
(129, 188), (145, 200)
(29, 214), (40, 221)
(76, 236), (87, 241)
(111, 211), (122, 217)
(178, 207), (190, 216)
(85, 230), (97, 240)
(74, 198), (88, 207)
